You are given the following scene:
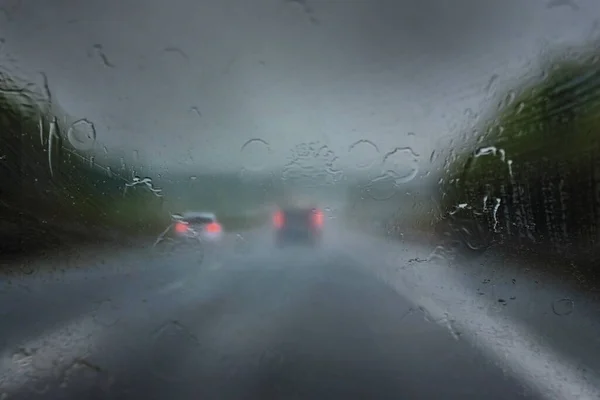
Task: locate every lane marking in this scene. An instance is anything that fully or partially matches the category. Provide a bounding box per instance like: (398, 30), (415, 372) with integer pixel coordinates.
(338, 232), (600, 400)
(376, 259), (600, 400)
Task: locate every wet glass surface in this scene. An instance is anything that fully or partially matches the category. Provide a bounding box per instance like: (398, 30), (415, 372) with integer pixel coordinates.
(1, 1), (600, 399)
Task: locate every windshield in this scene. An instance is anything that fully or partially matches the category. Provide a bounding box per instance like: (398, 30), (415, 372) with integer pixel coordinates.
(1, 1), (600, 399)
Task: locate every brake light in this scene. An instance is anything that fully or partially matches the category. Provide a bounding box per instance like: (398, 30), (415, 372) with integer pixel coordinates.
(273, 210), (284, 229)
(175, 221), (189, 233)
(206, 222), (222, 233)
(312, 209), (324, 227)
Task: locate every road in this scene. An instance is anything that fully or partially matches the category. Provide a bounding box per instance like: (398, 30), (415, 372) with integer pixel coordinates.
(0, 223), (599, 400)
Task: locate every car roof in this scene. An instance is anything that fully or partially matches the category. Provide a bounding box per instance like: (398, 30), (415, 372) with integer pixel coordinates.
(181, 211), (217, 220)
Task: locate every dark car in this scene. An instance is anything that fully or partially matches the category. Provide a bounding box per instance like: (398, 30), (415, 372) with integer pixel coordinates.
(273, 206), (324, 247)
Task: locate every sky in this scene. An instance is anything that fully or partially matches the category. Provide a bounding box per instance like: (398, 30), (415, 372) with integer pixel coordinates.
(0, 0), (599, 177)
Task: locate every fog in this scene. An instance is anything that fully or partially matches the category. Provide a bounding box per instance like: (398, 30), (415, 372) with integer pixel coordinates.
(1, 0), (598, 174)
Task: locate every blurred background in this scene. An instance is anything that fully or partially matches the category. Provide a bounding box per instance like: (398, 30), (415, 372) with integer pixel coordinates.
(2, 1), (600, 398)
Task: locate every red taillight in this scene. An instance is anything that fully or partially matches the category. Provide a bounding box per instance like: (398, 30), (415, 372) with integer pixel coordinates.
(175, 221), (189, 233)
(273, 211), (284, 229)
(206, 222), (222, 233)
(312, 209), (324, 227)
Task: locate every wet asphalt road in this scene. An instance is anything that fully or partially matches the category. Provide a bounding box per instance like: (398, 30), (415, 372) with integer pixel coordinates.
(0, 226), (599, 400)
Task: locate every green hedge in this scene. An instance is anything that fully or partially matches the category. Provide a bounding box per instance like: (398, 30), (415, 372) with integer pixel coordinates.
(437, 43), (600, 281)
(0, 69), (170, 256)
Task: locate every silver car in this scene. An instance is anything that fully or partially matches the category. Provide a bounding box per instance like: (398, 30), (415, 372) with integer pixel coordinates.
(173, 212), (224, 243)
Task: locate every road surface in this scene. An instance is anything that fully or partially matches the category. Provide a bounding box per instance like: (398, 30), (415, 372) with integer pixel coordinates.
(0, 224), (599, 400)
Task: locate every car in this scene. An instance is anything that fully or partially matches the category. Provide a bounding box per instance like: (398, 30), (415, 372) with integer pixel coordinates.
(273, 205), (324, 247)
(173, 211), (224, 243)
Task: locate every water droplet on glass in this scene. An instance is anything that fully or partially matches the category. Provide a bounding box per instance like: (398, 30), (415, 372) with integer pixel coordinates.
(240, 138), (271, 172)
(348, 139), (380, 169)
(28, 380), (51, 395)
(364, 147), (419, 200)
(46, 117), (59, 178)
(92, 43), (115, 68)
(67, 119), (97, 151)
(234, 233), (250, 254)
(365, 171), (403, 201)
(418, 306), (434, 323)
(504, 91), (516, 107)
(381, 147), (419, 181)
(463, 108), (479, 122)
(189, 106), (201, 117)
(474, 146), (506, 162)
(485, 74), (499, 94)
(280, 141), (340, 189)
(93, 300), (120, 327)
(552, 298), (574, 316)
(149, 320), (199, 382)
(20, 263), (35, 275)
(39, 117), (44, 145)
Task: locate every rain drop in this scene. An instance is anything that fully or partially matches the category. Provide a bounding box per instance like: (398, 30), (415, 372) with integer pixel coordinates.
(377, 146), (419, 183)
(485, 74), (499, 94)
(364, 169), (416, 201)
(47, 117), (58, 178)
(67, 119), (97, 151)
(189, 106), (202, 117)
(149, 320), (200, 382)
(234, 233), (250, 254)
(552, 298), (574, 316)
(92, 43), (115, 68)
(240, 138), (271, 172)
(348, 139), (380, 169)
(504, 91), (516, 107)
(93, 300), (121, 327)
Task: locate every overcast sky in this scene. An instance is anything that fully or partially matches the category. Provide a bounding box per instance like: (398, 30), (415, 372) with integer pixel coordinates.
(1, 0), (599, 177)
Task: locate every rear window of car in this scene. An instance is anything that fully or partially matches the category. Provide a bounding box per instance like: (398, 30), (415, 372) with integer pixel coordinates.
(184, 216), (215, 224)
(283, 209), (314, 219)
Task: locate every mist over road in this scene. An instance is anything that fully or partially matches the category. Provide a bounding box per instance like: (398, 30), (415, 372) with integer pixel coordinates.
(0, 222), (598, 400)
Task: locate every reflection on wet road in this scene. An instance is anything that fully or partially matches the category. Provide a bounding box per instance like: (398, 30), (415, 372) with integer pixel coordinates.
(0, 225), (598, 399)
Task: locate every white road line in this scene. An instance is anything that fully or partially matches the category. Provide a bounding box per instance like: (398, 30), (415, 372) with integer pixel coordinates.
(379, 264), (600, 400)
(339, 232), (600, 400)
